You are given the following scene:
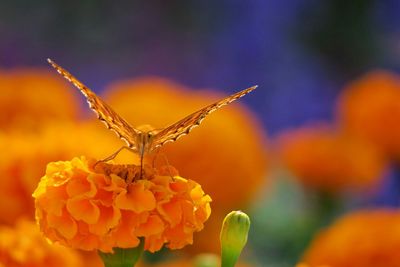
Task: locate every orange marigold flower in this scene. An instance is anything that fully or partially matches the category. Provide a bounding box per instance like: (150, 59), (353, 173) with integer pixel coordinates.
(103, 77), (268, 252)
(278, 124), (386, 192)
(33, 156), (211, 253)
(0, 219), (83, 267)
(302, 209), (400, 267)
(337, 70), (400, 158)
(0, 68), (79, 131)
(0, 122), (128, 225)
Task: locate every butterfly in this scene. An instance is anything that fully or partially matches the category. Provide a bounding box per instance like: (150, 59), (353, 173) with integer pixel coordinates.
(47, 59), (257, 164)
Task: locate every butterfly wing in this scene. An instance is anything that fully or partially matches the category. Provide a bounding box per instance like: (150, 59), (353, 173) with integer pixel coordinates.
(151, 85), (257, 150)
(47, 59), (140, 149)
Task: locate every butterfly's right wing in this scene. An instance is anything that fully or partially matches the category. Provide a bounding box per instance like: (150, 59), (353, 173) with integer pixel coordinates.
(151, 85), (257, 150)
(47, 59), (140, 149)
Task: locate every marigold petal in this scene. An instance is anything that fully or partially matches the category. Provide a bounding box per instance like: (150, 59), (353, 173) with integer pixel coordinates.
(104, 174), (127, 192)
(109, 211), (144, 248)
(95, 188), (115, 206)
(35, 186), (67, 216)
(136, 215), (165, 236)
(66, 198), (100, 224)
(88, 205), (121, 235)
(69, 224), (101, 252)
(159, 200), (182, 227)
(170, 177), (189, 193)
(32, 176), (48, 199)
(45, 162), (73, 187)
(66, 171), (97, 198)
(195, 201), (212, 222)
(115, 181), (156, 212)
(47, 211), (77, 240)
(144, 235), (165, 253)
(190, 183), (207, 203)
(185, 200), (197, 221)
(165, 224), (193, 249)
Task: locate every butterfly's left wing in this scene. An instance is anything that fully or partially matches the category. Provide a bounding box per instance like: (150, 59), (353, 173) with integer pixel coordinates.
(47, 59), (141, 149)
(151, 85), (257, 150)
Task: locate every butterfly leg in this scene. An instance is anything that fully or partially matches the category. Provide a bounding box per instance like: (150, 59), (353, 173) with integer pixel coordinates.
(163, 154), (174, 179)
(95, 146), (134, 167)
(146, 149), (174, 179)
(152, 151), (175, 180)
(152, 148), (161, 169)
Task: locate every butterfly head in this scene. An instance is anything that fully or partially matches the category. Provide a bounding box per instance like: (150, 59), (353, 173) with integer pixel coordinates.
(145, 131), (154, 142)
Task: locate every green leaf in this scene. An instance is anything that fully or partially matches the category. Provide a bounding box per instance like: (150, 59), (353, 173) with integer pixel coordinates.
(98, 240), (144, 267)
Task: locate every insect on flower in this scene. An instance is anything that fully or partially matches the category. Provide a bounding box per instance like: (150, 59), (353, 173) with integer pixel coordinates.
(47, 59), (257, 170)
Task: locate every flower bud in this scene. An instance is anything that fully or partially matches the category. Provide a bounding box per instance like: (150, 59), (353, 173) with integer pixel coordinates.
(220, 211), (250, 267)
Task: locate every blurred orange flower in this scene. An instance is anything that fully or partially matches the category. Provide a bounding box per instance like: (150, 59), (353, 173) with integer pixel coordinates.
(33, 156), (211, 253)
(337, 70), (400, 159)
(278, 124), (386, 192)
(0, 218), (83, 267)
(0, 122), (130, 225)
(0, 68), (79, 132)
(103, 77), (268, 252)
(302, 209), (400, 267)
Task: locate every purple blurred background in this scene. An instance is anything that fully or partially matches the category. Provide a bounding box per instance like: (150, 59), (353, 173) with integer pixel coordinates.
(2, 0), (400, 135)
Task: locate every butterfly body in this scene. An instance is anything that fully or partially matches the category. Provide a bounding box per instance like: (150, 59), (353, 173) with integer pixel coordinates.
(135, 131), (155, 158)
(47, 58), (257, 164)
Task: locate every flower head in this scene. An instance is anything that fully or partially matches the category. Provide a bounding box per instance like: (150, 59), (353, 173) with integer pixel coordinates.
(337, 70), (400, 159)
(0, 68), (79, 132)
(302, 209), (400, 267)
(0, 219), (83, 267)
(33, 156), (211, 253)
(278, 124), (386, 192)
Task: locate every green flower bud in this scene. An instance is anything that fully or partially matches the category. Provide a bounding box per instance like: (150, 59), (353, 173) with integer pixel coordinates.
(220, 211), (251, 267)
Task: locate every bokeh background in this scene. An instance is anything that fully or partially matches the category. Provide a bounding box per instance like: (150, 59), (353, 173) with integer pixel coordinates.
(2, 1), (400, 267)
(2, 0), (400, 132)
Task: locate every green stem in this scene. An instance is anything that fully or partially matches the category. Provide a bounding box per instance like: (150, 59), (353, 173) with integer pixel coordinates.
(98, 239), (144, 267)
(314, 191), (341, 227)
(221, 248), (239, 267)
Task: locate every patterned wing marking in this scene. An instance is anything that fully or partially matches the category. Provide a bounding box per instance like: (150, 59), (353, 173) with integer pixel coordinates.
(151, 85), (257, 150)
(47, 59), (140, 148)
